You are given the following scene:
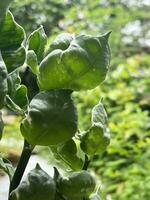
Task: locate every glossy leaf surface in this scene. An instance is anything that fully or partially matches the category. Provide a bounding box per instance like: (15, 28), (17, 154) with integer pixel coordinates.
(20, 90), (77, 146)
(38, 32), (111, 91)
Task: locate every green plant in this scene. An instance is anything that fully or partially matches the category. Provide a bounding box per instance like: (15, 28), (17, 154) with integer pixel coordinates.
(10, 164), (56, 200)
(0, 1), (111, 200)
(74, 54), (150, 200)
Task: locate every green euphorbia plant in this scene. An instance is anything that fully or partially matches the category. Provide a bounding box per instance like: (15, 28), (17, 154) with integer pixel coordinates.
(0, 1), (111, 200)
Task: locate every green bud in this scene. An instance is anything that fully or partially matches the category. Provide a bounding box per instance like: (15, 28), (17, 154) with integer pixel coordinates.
(10, 164), (56, 200)
(58, 170), (96, 199)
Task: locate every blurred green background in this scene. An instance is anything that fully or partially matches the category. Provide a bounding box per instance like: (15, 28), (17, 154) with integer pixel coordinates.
(1, 0), (150, 199)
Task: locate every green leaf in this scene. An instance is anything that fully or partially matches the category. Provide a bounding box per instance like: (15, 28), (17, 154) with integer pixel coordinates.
(26, 50), (38, 74)
(50, 139), (84, 171)
(0, 156), (14, 181)
(80, 100), (110, 156)
(0, 52), (8, 109)
(45, 33), (73, 55)
(13, 85), (28, 109)
(5, 95), (25, 116)
(7, 70), (28, 110)
(0, 111), (4, 140)
(92, 99), (108, 127)
(58, 171), (96, 199)
(0, 11), (26, 72)
(0, 0), (13, 24)
(27, 26), (47, 62)
(20, 90), (77, 146)
(7, 70), (21, 95)
(38, 32), (111, 91)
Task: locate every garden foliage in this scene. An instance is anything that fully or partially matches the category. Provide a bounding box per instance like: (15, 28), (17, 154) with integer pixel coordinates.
(0, 1), (111, 200)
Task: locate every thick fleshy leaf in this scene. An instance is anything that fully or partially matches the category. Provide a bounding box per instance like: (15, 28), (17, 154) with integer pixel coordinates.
(80, 100), (110, 156)
(7, 70), (28, 110)
(27, 26), (47, 62)
(0, 0), (13, 24)
(0, 11), (26, 72)
(50, 139), (83, 171)
(38, 32), (111, 91)
(20, 90), (77, 146)
(0, 111), (4, 140)
(0, 52), (8, 109)
(0, 157), (14, 180)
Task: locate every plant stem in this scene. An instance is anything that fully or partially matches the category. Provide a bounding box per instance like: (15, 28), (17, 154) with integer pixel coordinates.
(9, 140), (34, 195)
(82, 155), (90, 170)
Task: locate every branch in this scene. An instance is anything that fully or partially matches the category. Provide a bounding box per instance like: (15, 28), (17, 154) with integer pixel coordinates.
(82, 155), (90, 170)
(9, 140), (34, 195)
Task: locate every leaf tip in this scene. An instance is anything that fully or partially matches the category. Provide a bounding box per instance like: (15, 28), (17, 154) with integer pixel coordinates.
(103, 31), (112, 40)
(35, 163), (41, 170)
